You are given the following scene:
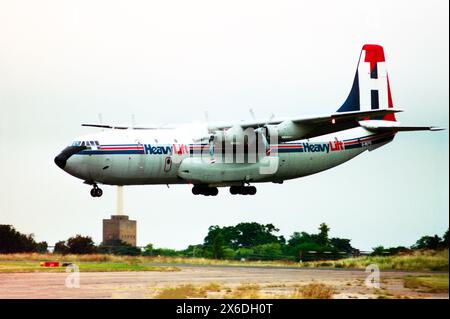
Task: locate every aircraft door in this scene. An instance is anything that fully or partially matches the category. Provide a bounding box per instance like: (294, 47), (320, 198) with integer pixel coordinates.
(164, 156), (172, 172)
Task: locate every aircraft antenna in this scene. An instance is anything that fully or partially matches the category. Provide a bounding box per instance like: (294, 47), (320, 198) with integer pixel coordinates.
(249, 108), (256, 121)
(131, 114), (136, 129)
(98, 113), (104, 131)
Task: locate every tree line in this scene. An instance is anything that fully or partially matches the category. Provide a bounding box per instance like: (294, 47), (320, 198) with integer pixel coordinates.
(0, 223), (448, 260)
(0, 225), (48, 253)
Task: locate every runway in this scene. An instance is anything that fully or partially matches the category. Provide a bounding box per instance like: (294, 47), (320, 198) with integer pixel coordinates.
(0, 265), (447, 299)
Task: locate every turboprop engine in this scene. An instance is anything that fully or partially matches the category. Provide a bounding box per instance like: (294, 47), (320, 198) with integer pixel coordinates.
(206, 120), (313, 161)
(213, 124), (250, 144)
(209, 124), (271, 159)
(265, 120), (312, 142)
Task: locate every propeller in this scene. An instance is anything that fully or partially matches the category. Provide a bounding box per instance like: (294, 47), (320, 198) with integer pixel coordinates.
(251, 111), (275, 156)
(208, 134), (215, 163)
(255, 127), (270, 155)
(204, 110), (216, 163)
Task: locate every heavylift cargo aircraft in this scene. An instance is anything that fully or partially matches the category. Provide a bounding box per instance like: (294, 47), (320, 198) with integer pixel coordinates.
(54, 44), (442, 197)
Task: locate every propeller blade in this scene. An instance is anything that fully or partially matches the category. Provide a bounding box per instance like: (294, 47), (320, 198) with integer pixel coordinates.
(209, 135), (216, 163)
(255, 127), (271, 155)
(249, 108), (256, 121)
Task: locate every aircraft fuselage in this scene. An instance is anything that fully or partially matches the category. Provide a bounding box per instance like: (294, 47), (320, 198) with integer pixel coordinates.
(58, 125), (394, 188)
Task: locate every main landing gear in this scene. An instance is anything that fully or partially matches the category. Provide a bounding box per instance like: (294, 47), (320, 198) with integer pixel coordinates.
(90, 184), (103, 197)
(192, 185), (257, 196)
(192, 185), (219, 196)
(229, 185), (257, 195)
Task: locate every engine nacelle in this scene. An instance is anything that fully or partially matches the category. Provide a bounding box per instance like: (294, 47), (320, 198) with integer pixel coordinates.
(266, 120), (312, 142)
(215, 124), (256, 144)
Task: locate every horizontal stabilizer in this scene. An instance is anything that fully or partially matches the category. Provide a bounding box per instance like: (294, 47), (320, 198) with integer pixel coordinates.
(359, 120), (444, 132)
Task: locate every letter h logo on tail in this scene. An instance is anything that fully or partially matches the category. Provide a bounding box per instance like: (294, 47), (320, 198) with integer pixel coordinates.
(337, 44), (396, 121)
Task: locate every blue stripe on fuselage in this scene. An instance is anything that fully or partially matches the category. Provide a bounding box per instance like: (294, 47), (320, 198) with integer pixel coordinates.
(77, 150), (145, 155)
(74, 134), (394, 156)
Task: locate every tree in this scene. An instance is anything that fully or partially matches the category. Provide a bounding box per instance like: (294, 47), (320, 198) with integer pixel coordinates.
(0, 225), (46, 253)
(317, 223), (330, 246)
(53, 240), (69, 254)
(204, 226), (224, 247)
(98, 239), (141, 256)
(211, 231), (225, 259)
(66, 235), (96, 254)
(288, 232), (313, 247)
(152, 248), (181, 257)
(413, 235), (442, 250)
(234, 222), (284, 247)
(142, 243), (154, 256)
(203, 223), (284, 259)
(253, 243), (283, 260)
(386, 246), (410, 255)
(442, 229), (449, 248)
(330, 238), (353, 253)
(36, 241), (48, 254)
(371, 246), (387, 256)
(182, 245), (205, 258)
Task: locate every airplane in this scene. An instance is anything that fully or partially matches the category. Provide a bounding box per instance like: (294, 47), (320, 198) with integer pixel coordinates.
(54, 44), (443, 197)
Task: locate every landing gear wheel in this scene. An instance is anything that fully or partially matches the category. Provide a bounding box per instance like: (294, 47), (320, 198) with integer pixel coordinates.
(192, 186), (200, 195)
(95, 188), (103, 197)
(90, 184), (103, 197)
(248, 186), (257, 195)
(229, 186), (239, 195)
(192, 185), (218, 196)
(230, 185), (257, 195)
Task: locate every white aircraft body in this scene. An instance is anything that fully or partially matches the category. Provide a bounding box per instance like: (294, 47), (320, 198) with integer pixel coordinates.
(55, 45), (442, 197)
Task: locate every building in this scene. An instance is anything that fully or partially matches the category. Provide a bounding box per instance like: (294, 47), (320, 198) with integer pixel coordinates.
(102, 215), (137, 246)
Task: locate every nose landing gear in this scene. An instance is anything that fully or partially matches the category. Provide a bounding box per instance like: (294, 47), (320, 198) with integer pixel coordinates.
(90, 184), (103, 197)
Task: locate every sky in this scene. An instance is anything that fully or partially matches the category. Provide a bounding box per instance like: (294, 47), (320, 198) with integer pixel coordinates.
(0, 0), (448, 251)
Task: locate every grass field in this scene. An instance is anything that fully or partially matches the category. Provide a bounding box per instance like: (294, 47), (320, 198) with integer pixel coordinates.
(0, 261), (179, 273)
(301, 250), (449, 272)
(403, 275), (449, 293)
(152, 282), (337, 299)
(0, 249), (447, 272)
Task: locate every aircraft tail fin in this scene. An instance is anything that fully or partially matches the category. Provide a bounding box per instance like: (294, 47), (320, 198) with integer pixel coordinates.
(337, 44), (396, 121)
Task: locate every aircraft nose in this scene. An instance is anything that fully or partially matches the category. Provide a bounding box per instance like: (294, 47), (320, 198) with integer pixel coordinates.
(54, 154), (67, 169)
(54, 146), (87, 170)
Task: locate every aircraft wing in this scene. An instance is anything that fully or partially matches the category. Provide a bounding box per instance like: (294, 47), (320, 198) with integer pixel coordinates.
(81, 124), (173, 130)
(208, 108), (403, 139)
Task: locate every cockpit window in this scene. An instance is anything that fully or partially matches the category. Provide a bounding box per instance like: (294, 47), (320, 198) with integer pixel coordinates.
(71, 140), (99, 147)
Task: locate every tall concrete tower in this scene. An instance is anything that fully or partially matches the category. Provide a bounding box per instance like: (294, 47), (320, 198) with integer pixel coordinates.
(102, 186), (137, 246)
